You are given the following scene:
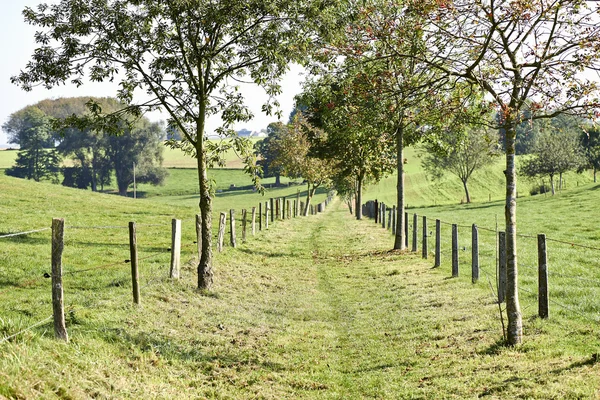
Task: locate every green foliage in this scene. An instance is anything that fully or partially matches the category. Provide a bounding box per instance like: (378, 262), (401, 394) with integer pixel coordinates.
(254, 122), (286, 184)
(420, 127), (501, 203)
(520, 127), (585, 195)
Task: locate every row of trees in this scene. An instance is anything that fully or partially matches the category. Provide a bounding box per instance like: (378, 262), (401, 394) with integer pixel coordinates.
(14, 0), (600, 346)
(3, 97), (167, 196)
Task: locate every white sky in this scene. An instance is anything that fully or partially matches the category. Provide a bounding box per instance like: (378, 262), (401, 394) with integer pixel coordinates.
(0, 1), (305, 146)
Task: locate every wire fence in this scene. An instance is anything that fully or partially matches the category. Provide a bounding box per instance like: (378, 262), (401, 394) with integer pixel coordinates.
(0, 193), (335, 345)
(362, 199), (600, 327)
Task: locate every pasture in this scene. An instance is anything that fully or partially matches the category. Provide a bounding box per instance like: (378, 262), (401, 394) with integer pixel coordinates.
(1, 142), (599, 398)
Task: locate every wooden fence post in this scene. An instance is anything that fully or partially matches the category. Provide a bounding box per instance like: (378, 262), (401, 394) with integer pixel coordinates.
(195, 214), (201, 260)
(287, 200), (291, 219)
(452, 224), (459, 277)
(265, 202), (269, 229)
(374, 200), (379, 223)
(229, 209), (236, 248)
(538, 234), (549, 319)
(412, 213), (418, 252)
(169, 219), (181, 279)
(128, 221), (140, 305)
(241, 209), (247, 242)
(300, 201), (305, 216)
(422, 215), (428, 259)
(381, 204), (386, 228)
(434, 219), (441, 268)
(251, 207), (256, 236)
(293, 200), (297, 218)
(270, 198), (274, 222)
(498, 231), (507, 303)
(218, 212), (226, 252)
(472, 224), (479, 283)
(296, 192), (300, 216)
(258, 203), (262, 231)
(392, 206), (396, 235)
(404, 212), (409, 248)
(388, 209), (392, 230)
(282, 197), (286, 219)
(52, 218), (68, 341)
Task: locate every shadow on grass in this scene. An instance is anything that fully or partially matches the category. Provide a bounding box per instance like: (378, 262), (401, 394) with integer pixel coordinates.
(99, 327), (286, 372)
(238, 247), (293, 258)
(478, 337), (509, 356)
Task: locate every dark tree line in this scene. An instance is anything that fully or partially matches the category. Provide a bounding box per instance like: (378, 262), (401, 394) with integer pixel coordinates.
(3, 97), (167, 195)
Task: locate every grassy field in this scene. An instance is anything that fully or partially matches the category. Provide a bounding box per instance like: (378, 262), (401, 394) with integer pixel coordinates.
(1, 175), (599, 398)
(2, 142), (600, 398)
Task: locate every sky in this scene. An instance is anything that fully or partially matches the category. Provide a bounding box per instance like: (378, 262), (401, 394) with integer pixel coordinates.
(0, 1), (305, 146)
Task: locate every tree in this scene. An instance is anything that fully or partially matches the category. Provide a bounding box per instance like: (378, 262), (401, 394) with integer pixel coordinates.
(420, 127), (500, 203)
(272, 117), (336, 215)
(105, 119), (168, 196)
(254, 122), (286, 186)
(421, 0), (600, 345)
(580, 127), (600, 183)
(520, 130), (585, 195)
(13, 0), (327, 290)
(4, 107), (61, 182)
(294, 69), (396, 220)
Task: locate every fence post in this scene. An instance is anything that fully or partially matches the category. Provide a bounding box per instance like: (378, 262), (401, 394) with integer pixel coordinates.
(52, 218), (68, 342)
(287, 200), (291, 219)
(498, 231), (507, 303)
(229, 209), (236, 248)
(381, 204), (386, 228)
(374, 200), (379, 223)
(293, 200), (297, 218)
(452, 224), (459, 277)
(392, 206), (396, 235)
(218, 212), (226, 252)
(265, 202), (270, 229)
(296, 192), (300, 216)
(128, 221), (140, 305)
(404, 212), (409, 248)
(282, 197), (286, 219)
(388, 209), (392, 230)
(472, 224), (479, 283)
(270, 198), (274, 222)
(258, 203), (262, 231)
(538, 234), (549, 319)
(422, 215), (428, 259)
(195, 214), (201, 260)
(412, 213), (418, 252)
(241, 209), (247, 242)
(434, 219), (441, 268)
(251, 207), (256, 236)
(300, 201), (305, 216)
(170, 219), (181, 279)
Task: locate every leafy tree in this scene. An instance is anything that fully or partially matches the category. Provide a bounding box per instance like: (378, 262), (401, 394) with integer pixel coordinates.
(422, 0), (600, 344)
(105, 119), (168, 196)
(4, 107), (61, 182)
(580, 128), (600, 183)
(294, 69), (396, 220)
(12, 1), (327, 289)
(520, 130), (585, 195)
(272, 117), (336, 215)
(254, 122), (285, 186)
(420, 127), (500, 203)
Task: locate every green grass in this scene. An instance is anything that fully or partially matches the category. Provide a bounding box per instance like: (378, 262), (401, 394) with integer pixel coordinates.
(2, 144), (600, 398)
(1, 179), (599, 398)
(0, 149), (17, 170)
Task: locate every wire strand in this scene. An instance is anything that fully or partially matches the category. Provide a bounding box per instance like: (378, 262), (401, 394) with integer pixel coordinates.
(0, 316), (53, 344)
(0, 228), (50, 239)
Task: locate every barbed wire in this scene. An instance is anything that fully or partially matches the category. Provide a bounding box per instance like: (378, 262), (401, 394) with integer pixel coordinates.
(0, 315), (53, 345)
(67, 225), (127, 230)
(548, 298), (599, 324)
(545, 237), (600, 252)
(0, 228), (50, 239)
(551, 271), (600, 286)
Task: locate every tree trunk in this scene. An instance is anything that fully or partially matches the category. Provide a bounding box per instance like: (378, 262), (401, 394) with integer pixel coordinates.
(550, 174), (555, 195)
(394, 123), (406, 250)
(196, 117), (213, 290)
(504, 121), (523, 345)
(594, 167), (597, 183)
(462, 179), (471, 204)
(303, 183), (316, 216)
(275, 173), (281, 187)
(355, 174), (363, 220)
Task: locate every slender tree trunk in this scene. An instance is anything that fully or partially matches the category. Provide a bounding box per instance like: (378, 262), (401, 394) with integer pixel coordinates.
(394, 123), (406, 250)
(504, 121), (523, 345)
(550, 174), (555, 195)
(303, 183), (316, 216)
(196, 115), (213, 290)
(594, 167), (597, 183)
(355, 174), (363, 220)
(462, 179), (471, 203)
